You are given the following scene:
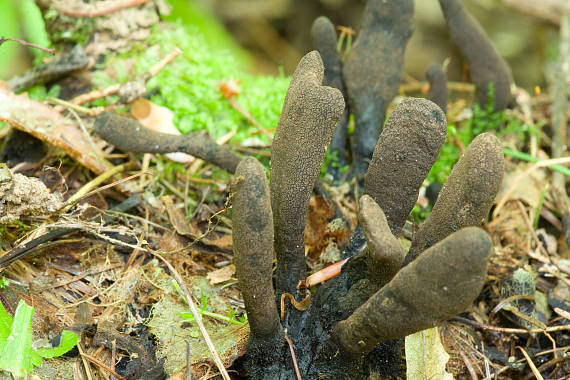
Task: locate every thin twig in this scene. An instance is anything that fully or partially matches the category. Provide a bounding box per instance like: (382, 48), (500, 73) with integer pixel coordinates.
(517, 346), (544, 380)
(80, 352), (127, 380)
(550, 2), (570, 190)
(284, 334), (302, 380)
(54, 0), (150, 18)
(0, 36), (55, 55)
(451, 316), (570, 334)
(148, 249), (231, 380)
(68, 47), (180, 107)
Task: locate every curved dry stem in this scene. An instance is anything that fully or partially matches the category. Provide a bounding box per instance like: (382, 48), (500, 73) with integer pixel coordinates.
(342, 0), (414, 176)
(364, 98), (447, 236)
(405, 132), (504, 265)
(439, 0), (512, 111)
(270, 51), (344, 295)
(93, 112), (241, 173)
(426, 63), (448, 114)
(358, 195), (403, 287)
(332, 227), (492, 359)
(232, 157), (280, 343)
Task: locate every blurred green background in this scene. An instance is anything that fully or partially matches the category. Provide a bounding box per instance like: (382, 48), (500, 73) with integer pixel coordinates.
(0, 0), (562, 89)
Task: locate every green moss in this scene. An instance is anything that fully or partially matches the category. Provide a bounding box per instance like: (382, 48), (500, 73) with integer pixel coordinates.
(91, 23), (290, 145)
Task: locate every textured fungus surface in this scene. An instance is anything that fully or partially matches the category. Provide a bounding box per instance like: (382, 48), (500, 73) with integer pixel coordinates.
(332, 227), (492, 358)
(270, 51), (344, 295)
(358, 195), (403, 287)
(364, 98), (447, 236)
(405, 133), (504, 264)
(232, 157), (280, 343)
(439, 0), (512, 111)
(426, 63), (448, 114)
(232, 50), (505, 379)
(311, 16), (350, 176)
(342, 0), (414, 177)
(93, 112), (241, 173)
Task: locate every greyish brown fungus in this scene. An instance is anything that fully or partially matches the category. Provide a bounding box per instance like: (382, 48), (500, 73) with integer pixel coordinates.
(363, 98), (447, 236)
(231, 42), (505, 380)
(270, 51), (344, 296)
(311, 16), (350, 179)
(342, 0), (414, 178)
(404, 132), (504, 265)
(439, 0), (512, 111)
(426, 63), (448, 114)
(231, 157), (281, 344)
(357, 194), (404, 288)
(331, 227), (492, 359)
(93, 111), (241, 173)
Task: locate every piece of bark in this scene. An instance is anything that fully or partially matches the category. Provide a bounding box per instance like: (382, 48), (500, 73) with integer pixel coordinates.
(232, 157), (281, 343)
(93, 112), (241, 173)
(342, 0), (414, 178)
(405, 132), (504, 265)
(332, 227), (492, 359)
(270, 51), (344, 296)
(439, 0), (512, 111)
(364, 98), (447, 236)
(426, 63), (448, 114)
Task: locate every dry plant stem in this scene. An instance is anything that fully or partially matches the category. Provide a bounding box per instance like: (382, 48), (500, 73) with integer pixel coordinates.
(399, 81), (475, 94)
(342, 0), (414, 176)
(80, 352), (126, 380)
(69, 47), (181, 107)
(451, 316), (570, 334)
(148, 249), (231, 380)
(0, 36), (55, 55)
(517, 346), (545, 380)
(54, 0), (150, 18)
(284, 335), (302, 380)
(405, 133), (504, 265)
(439, 0), (512, 111)
(504, 0), (563, 25)
(77, 341), (96, 380)
(332, 227), (492, 358)
(226, 97), (272, 141)
(364, 98), (446, 236)
(270, 51), (344, 295)
(64, 164), (130, 207)
(232, 157), (280, 342)
(93, 112), (241, 173)
(494, 156), (570, 217)
(551, 3), (570, 191)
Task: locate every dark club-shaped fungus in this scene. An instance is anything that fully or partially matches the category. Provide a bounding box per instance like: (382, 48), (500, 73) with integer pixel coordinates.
(342, 0), (414, 178)
(270, 51), (344, 296)
(311, 16), (350, 179)
(426, 63), (448, 114)
(439, 0), (512, 110)
(231, 51), (504, 379)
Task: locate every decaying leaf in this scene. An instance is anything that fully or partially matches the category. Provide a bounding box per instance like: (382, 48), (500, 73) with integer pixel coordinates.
(0, 84), (111, 174)
(405, 326), (453, 380)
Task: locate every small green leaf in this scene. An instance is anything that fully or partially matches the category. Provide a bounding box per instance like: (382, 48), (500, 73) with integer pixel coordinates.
(36, 330), (78, 359)
(0, 300), (35, 378)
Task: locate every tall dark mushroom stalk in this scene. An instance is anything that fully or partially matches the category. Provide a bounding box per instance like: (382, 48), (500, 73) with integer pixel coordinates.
(231, 50), (504, 379)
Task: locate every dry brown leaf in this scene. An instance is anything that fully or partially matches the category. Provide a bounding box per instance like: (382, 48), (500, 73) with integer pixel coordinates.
(0, 84), (111, 174)
(495, 165), (547, 210)
(207, 265), (235, 285)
